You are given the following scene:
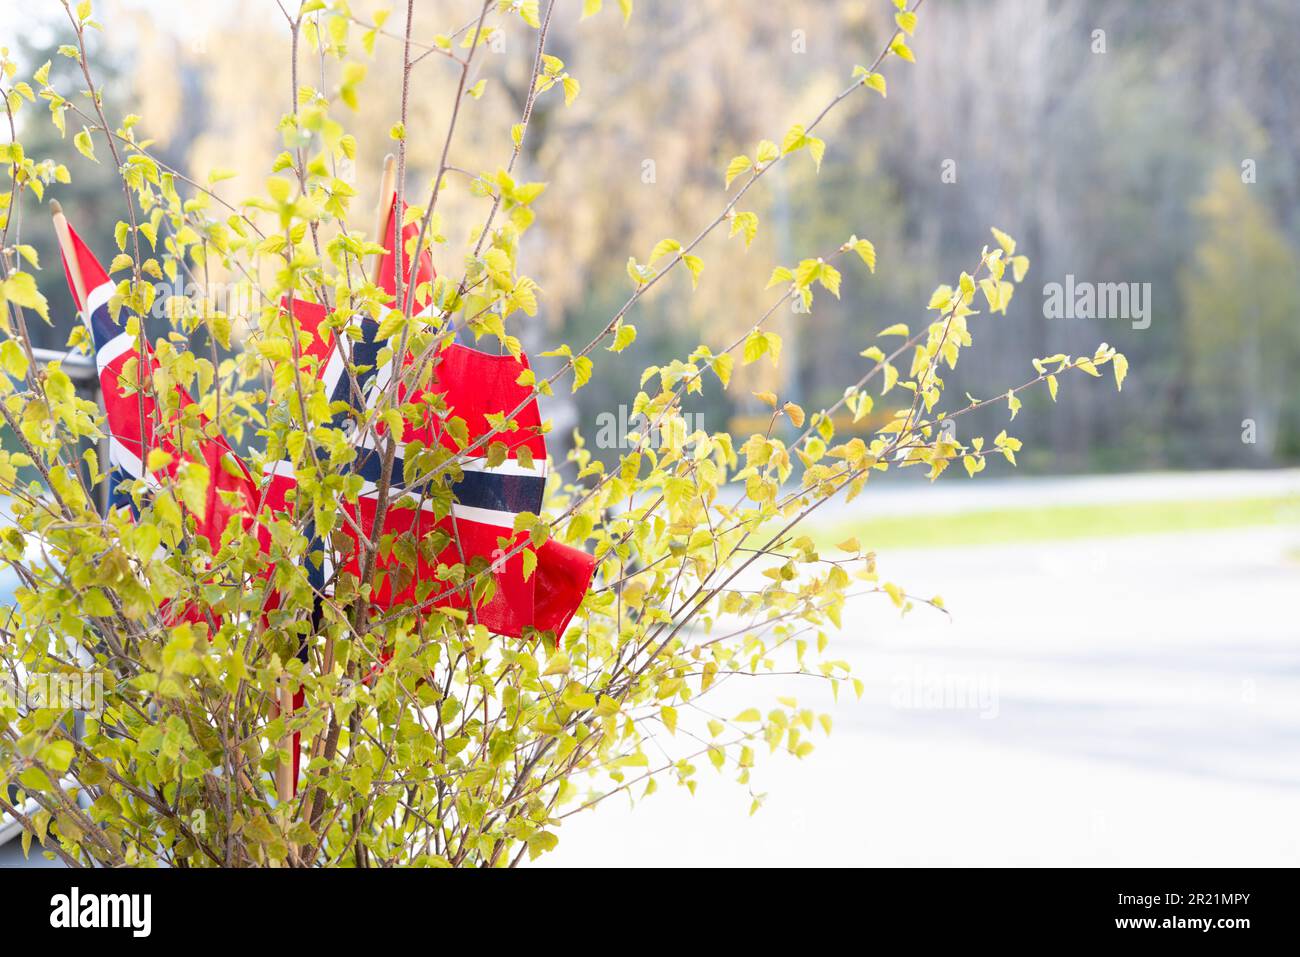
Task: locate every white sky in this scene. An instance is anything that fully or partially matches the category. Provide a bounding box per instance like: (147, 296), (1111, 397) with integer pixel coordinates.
(1, 0), (280, 53)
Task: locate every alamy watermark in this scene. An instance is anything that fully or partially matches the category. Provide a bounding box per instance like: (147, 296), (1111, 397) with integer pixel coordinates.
(1043, 274), (1151, 330)
(890, 666), (1000, 719)
(0, 670), (104, 716)
(49, 887), (151, 937)
(594, 405), (705, 450)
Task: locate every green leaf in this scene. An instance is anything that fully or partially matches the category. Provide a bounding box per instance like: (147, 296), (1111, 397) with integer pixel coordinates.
(729, 211), (759, 248)
(767, 266), (794, 289)
(724, 154), (751, 188)
(572, 355), (593, 392)
(73, 127), (97, 163)
(562, 76), (581, 107)
(178, 462), (210, 517)
(682, 254), (704, 289)
(890, 36), (915, 63)
(0, 339), (29, 379)
(649, 238), (681, 263)
(781, 124), (808, 155)
(927, 285), (953, 311)
(850, 236), (876, 271)
(807, 136), (826, 171)
(40, 739), (75, 774)
(660, 706), (677, 735)
(609, 322), (637, 353)
(542, 650), (570, 675)
(3, 273), (50, 322)
(857, 69), (886, 97)
(711, 353), (733, 388)
(1112, 353), (1128, 392)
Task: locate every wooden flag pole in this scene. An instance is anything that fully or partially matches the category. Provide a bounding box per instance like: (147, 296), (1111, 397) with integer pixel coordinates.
(305, 156), (398, 786)
(276, 678), (294, 804)
(50, 200), (88, 308)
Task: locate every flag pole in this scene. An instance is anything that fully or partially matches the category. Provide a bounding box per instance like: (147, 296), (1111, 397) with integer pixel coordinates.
(306, 156), (399, 786)
(50, 200), (88, 308)
(276, 679), (294, 804)
(328, 152), (395, 680)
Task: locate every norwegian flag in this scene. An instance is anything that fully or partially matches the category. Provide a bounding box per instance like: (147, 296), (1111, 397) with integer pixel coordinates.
(53, 204), (258, 553)
(257, 193), (431, 595)
(348, 341), (586, 636)
(53, 205), (311, 786)
(54, 196), (597, 792)
(319, 319), (596, 637)
(270, 193), (597, 638)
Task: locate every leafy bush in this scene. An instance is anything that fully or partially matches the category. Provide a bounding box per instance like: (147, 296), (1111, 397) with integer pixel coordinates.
(0, 0), (1123, 867)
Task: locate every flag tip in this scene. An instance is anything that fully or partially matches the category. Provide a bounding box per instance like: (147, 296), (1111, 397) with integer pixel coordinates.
(49, 199), (63, 216)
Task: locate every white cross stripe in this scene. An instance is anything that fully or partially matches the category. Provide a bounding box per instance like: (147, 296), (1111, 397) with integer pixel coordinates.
(321, 342), (346, 398)
(361, 302), (438, 401)
(109, 437), (161, 488)
(354, 426), (549, 478)
(461, 457), (549, 478)
(344, 489), (524, 526)
(96, 330), (135, 372)
(450, 502), (521, 526)
(84, 281), (114, 327)
(356, 479), (441, 509)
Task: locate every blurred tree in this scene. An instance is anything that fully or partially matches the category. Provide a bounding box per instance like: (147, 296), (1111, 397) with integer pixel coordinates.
(9, 0), (1300, 469)
(11, 30), (126, 347)
(1180, 167), (1300, 462)
(0, 0), (1127, 868)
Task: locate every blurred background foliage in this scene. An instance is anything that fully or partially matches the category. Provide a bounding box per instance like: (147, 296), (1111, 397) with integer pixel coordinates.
(7, 0), (1300, 472)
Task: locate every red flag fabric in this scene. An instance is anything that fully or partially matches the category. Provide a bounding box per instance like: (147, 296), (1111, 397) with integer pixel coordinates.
(376, 194), (435, 315)
(56, 202), (597, 793)
(277, 193), (597, 639)
(56, 215), (258, 557)
(534, 538), (598, 635)
(275, 301), (597, 639)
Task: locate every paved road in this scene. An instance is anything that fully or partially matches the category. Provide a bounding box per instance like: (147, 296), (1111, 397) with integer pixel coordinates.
(5, 472), (1298, 867)
(813, 466), (1300, 521)
(544, 523), (1300, 866)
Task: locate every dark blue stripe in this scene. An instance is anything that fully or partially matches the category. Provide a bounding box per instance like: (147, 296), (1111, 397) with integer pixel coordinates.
(304, 518), (327, 594)
(329, 318), (385, 411)
(89, 301), (122, 352)
(354, 447), (404, 488)
(354, 446), (543, 514)
(452, 470), (544, 514)
(108, 465), (137, 518)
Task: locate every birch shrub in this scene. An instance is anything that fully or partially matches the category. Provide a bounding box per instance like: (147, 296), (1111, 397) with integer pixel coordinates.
(0, 0), (1125, 866)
